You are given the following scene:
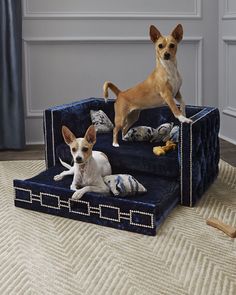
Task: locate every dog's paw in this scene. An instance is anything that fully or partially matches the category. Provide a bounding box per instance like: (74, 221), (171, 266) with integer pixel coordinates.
(112, 143), (119, 147)
(70, 184), (77, 191)
(54, 174), (63, 181)
(178, 115), (192, 124)
(71, 189), (84, 200)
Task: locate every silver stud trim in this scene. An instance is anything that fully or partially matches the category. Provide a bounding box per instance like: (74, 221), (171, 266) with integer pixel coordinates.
(15, 187), (32, 203)
(69, 199), (90, 216)
(51, 110), (56, 166)
(99, 204), (120, 222)
(130, 210), (154, 228)
(180, 108), (216, 206)
(43, 110), (48, 169)
(14, 187), (155, 229)
(40, 192), (60, 209)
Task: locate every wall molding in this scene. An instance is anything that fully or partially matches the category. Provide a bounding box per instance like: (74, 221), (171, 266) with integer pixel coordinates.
(23, 0), (202, 19)
(219, 134), (236, 146)
(222, 0), (236, 20)
(23, 36), (203, 118)
(222, 37), (236, 118)
(26, 140), (44, 145)
(223, 107), (236, 118)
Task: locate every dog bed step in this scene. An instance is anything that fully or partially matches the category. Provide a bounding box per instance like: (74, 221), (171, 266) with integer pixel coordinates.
(14, 165), (179, 236)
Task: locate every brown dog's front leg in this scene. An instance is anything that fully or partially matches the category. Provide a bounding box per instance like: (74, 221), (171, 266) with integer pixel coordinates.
(175, 91), (186, 117)
(160, 88), (181, 117)
(160, 88), (192, 124)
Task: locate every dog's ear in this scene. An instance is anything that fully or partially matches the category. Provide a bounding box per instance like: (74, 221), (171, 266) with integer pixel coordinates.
(150, 25), (162, 43)
(62, 125), (76, 145)
(85, 125), (96, 144)
(171, 24), (183, 43)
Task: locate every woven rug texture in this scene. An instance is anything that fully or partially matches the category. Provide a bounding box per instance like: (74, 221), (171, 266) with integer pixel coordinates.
(0, 160), (235, 295)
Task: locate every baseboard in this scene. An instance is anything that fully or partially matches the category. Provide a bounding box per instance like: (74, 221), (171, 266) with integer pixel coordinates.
(219, 134), (236, 146)
(26, 141), (44, 145)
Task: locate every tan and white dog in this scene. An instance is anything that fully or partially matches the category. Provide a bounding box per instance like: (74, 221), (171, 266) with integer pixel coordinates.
(103, 24), (192, 147)
(54, 125), (112, 199)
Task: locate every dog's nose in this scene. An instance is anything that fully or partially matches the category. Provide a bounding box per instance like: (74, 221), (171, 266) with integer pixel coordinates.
(76, 156), (82, 163)
(164, 52), (171, 60)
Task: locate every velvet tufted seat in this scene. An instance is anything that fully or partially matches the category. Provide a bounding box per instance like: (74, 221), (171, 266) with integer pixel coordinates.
(14, 98), (220, 235)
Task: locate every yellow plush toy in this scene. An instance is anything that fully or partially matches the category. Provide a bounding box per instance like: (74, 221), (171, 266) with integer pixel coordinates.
(153, 140), (176, 156)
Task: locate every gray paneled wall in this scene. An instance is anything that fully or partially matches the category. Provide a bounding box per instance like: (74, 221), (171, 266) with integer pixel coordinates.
(218, 0), (236, 144)
(22, 0), (219, 144)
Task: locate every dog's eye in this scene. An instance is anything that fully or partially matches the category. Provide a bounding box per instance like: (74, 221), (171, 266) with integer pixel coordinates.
(158, 44), (163, 49)
(169, 43), (175, 48)
(71, 147), (76, 153)
(82, 147), (89, 153)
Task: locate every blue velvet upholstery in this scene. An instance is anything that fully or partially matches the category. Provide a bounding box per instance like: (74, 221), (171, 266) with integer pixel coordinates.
(180, 108), (220, 206)
(44, 98), (199, 168)
(56, 133), (180, 178)
(14, 166), (179, 236)
(14, 97), (220, 235)
(43, 98), (219, 207)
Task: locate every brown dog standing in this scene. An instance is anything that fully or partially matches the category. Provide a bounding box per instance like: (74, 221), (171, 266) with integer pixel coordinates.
(103, 24), (192, 147)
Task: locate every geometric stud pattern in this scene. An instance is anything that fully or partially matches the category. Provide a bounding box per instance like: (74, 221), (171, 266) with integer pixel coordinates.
(14, 187), (155, 229)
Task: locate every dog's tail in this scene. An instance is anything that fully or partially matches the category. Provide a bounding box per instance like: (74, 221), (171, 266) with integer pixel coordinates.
(59, 158), (72, 170)
(103, 81), (121, 102)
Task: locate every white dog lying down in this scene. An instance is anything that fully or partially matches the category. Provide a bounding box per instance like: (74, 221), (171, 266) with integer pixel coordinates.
(54, 125), (112, 200)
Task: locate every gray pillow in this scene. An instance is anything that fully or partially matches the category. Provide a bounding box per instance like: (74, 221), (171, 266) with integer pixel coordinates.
(168, 125), (179, 143)
(90, 110), (114, 133)
(122, 126), (154, 142)
(104, 174), (147, 197)
(151, 123), (174, 142)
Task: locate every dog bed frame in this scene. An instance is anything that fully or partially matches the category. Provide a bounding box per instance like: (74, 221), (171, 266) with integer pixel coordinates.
(14, 98), (220, 235)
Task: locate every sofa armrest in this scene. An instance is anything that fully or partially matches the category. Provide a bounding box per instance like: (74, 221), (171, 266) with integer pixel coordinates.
(43, 98), (114, 168)
(179, 107), (220, 206)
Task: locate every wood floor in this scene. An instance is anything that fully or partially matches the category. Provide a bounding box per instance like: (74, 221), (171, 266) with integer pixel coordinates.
(219, 139), (236, 167)
(0, 139), (235, 167)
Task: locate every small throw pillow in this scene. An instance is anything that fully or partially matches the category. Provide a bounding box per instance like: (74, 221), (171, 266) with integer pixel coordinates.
(90, 110), (114, 133)
(104, 174), (147, 197)
(168, 125), (179, 143)
(151, 122), (174, 142)
(122, 126), (154, 142)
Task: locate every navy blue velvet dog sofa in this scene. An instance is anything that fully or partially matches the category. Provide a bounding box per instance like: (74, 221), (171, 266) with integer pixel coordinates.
(14, 98), (220, 235)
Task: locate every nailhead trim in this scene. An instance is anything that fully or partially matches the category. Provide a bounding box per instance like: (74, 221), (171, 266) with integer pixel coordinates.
(69, 199), (90, 216)
(180, 123), (183, 204)
(14, 187), (155, 229)
(99, 204), (120, 222)
(130, 210), (154, 229)
(43, 111), (48, 169)
(51, 110), (56, 166)
(15, 187), (32, 203)
(180, 108), (216, 206)
(190, 124), (193, 207)
(40, 192), (60, 210)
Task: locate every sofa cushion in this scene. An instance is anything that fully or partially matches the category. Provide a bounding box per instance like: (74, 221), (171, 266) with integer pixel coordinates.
(56, 133), (179, 178)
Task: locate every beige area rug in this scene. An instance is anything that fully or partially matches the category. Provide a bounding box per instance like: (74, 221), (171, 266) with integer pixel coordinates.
(0, 160), (236, 295)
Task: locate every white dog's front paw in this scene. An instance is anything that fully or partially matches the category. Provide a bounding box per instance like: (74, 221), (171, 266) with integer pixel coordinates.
(178, 115), (192, 124)
(72, 189), (84, 200)
(54, 174), (63, 181)
(70, 184), (77, 191)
